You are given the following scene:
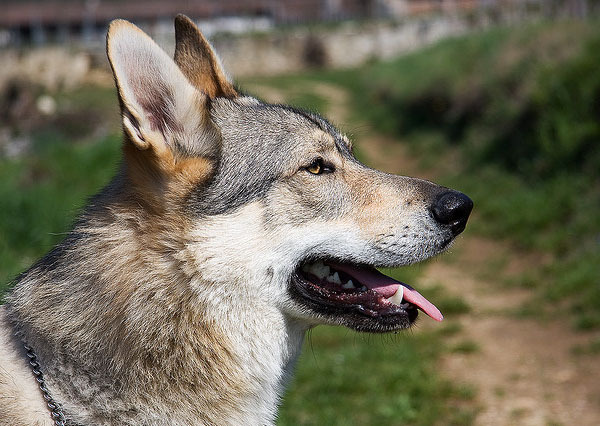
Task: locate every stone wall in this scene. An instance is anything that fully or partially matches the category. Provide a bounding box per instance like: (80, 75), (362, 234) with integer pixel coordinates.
(0, 9), (551, 92)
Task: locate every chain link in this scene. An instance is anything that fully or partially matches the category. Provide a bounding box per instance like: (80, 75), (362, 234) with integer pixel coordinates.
(24, 344), (67, 426)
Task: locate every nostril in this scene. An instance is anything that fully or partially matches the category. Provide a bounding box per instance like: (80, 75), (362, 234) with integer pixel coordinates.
(431, 191), (473, 235)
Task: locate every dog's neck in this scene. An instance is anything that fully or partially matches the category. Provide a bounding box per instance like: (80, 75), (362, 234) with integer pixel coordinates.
(6, 191), (308, 425)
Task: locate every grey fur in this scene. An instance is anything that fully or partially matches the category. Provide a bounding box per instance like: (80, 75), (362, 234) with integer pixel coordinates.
(194, 98), (354, 216)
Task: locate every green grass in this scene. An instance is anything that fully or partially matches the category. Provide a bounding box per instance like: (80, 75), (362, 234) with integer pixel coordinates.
(0, 132), (120, 291)
(278, 326), (474, 426)
(571, 336), (600, 355)
(0, 84), (120, 291)
(450, 340), (480, 354)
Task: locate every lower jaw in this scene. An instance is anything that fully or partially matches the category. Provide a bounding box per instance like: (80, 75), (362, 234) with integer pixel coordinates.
(322, 306), (418, 333)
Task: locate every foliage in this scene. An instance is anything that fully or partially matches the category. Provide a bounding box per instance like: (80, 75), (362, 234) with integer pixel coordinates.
(278, 325), (475, 426)
(0, 132), (120, 291)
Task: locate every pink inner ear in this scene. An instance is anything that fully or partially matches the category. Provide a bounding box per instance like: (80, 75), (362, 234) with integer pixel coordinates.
(110, 25), (183, 143)
(117, 53), (184, 145)
(109, 20), (216, 157)
(132, 79), (180, 138)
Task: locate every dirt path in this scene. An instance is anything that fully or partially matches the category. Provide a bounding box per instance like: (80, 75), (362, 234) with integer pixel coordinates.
(246, 81), (600, 426)
(423, 240), (600, 426)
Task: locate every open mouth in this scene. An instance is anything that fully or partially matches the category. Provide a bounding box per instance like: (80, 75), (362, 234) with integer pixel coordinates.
(291, 260), (442, 330)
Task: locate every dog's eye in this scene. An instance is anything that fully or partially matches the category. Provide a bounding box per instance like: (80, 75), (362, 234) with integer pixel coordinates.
(307, 160), (322, 175)
(306, 159), (334, 175)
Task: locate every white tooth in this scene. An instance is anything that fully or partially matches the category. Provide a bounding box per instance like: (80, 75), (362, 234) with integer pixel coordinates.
(342, 279), (355, 289)
(387, 286), (404, 305)
(332, 272), (341, 285)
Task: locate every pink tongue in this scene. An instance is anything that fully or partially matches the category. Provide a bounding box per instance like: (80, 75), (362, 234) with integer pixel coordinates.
(329, 263), (443, 322)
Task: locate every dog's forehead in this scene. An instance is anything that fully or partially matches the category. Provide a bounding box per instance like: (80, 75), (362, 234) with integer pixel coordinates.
(211, 97), (350, 156)
(277, 105), (353, 155)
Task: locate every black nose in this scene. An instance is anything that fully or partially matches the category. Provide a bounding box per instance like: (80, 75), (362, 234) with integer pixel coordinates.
(431, 191), (473, 236)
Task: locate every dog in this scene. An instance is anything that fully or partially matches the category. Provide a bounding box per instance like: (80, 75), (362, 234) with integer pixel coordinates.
(0, 15), (472, 425)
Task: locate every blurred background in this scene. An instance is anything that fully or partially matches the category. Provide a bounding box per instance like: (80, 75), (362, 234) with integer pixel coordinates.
(0, 1), (599, 424)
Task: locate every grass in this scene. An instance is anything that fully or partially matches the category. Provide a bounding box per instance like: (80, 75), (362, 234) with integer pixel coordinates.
(0, 132), (121, 290)
(278, 326), (473, 426)
(571, 337), (600, 356)
(450, 340), (480, 354)
(0, 84), (120, 291)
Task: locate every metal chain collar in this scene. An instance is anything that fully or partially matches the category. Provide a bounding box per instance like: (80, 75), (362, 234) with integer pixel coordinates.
(24, 344), (67, 426)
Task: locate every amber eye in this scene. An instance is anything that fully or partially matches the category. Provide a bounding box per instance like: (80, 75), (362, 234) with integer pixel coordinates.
(305, 158), (334, 175)
(307, 159), (323, 175)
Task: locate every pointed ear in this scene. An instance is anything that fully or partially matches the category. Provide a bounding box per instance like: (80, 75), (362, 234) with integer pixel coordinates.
(174, 14), (238, 98)
(107, 19), (215, 156)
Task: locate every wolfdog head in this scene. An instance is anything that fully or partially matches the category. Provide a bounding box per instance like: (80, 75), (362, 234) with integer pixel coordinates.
(107, 16), (472, 335)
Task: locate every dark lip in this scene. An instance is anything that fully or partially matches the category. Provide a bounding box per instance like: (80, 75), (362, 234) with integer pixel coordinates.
(289, 267), (419, 331)
(440, 238), (453, 249)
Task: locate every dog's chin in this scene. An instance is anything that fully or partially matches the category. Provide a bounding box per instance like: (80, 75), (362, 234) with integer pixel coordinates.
(288, 258), (443, 333)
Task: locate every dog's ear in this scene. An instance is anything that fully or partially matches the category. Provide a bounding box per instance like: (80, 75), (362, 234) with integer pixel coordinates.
(174, 14), (238, 98)
(107, 19), (217, 159)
